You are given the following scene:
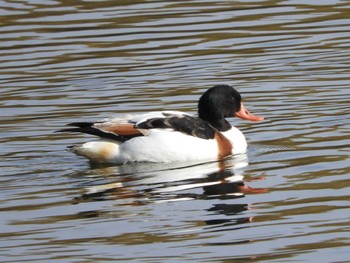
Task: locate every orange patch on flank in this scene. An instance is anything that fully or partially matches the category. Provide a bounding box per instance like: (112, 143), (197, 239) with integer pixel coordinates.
(99, 123), (142, 136)
(214, 131), (232, 159)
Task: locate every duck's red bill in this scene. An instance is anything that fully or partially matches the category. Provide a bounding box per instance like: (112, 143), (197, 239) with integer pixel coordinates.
(235, 103), (264, 122)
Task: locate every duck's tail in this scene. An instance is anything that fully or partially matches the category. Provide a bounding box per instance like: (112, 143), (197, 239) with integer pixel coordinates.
(55, 122), (127, 142)
(66, 140), (121, 163)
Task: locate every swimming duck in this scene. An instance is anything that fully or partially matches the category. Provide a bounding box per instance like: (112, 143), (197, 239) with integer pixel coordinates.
(57, 85), (263, 164)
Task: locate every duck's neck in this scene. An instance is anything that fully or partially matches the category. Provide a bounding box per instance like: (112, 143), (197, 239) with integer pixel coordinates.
(201, 117), (232, 132)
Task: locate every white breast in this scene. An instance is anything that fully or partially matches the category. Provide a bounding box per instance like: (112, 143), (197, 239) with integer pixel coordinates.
(222, 126), (247, 155)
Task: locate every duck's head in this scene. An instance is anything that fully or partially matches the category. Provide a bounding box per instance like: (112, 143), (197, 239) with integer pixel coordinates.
(198, 85), (264, 130)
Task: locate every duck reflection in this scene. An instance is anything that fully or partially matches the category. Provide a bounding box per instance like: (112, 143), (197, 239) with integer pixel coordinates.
(73, 153), (267, 207)
(72, 154), (268, 229)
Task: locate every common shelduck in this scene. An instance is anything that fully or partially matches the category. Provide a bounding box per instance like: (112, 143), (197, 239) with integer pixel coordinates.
(57, 85), (263, 164)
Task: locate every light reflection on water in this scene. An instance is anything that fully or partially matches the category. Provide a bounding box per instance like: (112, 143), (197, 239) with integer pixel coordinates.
(0, 0), (349, 262)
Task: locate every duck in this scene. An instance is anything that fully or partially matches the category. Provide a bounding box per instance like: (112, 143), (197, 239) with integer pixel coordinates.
(57, 85), (263, 164)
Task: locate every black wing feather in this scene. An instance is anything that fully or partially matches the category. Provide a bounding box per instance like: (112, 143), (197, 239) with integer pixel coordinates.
(136, 114), (215, 140)
(55, 122), (127, 142)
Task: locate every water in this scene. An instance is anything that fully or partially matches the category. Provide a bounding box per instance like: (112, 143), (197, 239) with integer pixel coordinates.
(1, 0), (349, 262)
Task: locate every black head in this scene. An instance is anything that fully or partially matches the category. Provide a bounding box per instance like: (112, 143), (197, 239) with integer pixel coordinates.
(198, 85), (242, 131)
(198, 85), (242, 119)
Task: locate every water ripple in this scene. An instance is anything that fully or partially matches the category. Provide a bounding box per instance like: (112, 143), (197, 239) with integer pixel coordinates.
(0, 0), (349, 262)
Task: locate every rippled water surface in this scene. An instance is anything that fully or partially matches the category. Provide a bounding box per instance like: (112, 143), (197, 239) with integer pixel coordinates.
(1, 0), (350, 262)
